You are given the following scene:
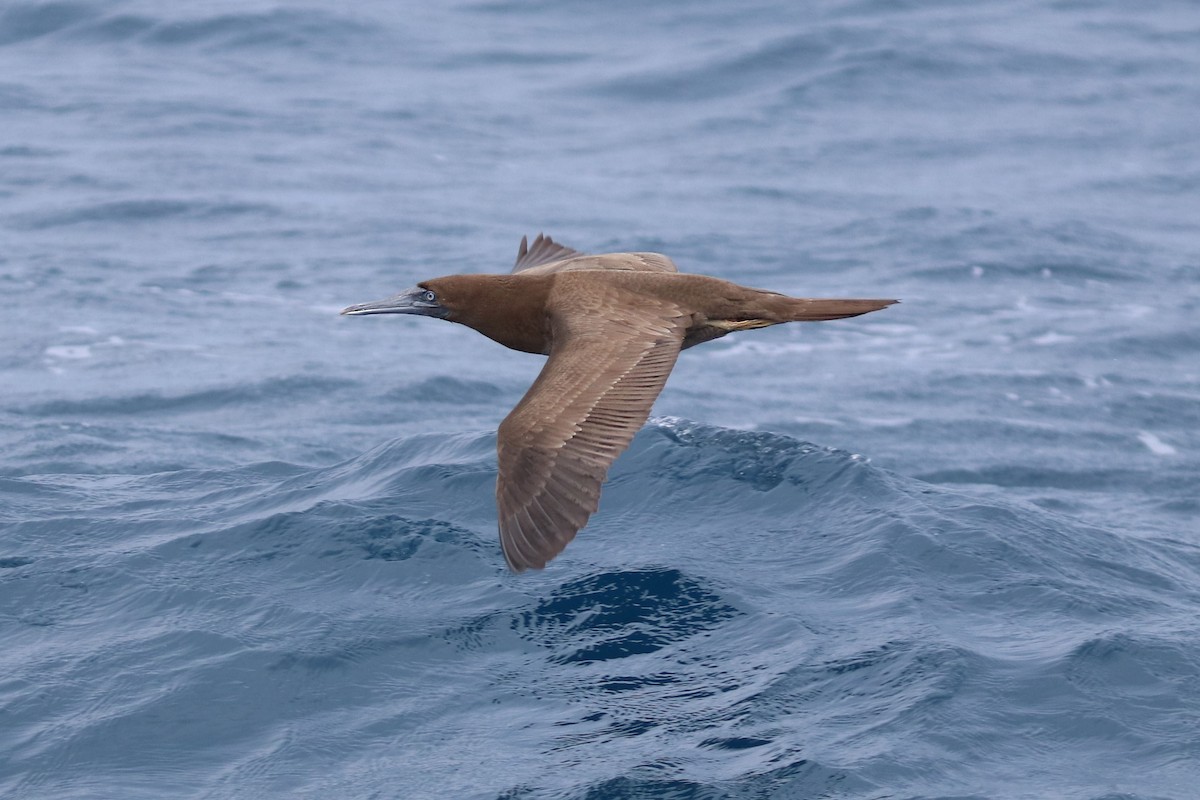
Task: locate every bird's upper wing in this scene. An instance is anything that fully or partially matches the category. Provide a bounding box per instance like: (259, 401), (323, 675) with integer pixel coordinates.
(513, 233), (679, 275)
(512, 233), (585, 272)
(496, 285), (690, 571)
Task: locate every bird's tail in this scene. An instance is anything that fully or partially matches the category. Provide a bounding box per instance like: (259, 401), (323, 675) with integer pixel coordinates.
(773, 297), (898, 322)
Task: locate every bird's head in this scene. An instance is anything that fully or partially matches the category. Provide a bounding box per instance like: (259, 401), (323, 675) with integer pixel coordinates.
(341, 274), (550, 354)
(340, 276), (480, 321)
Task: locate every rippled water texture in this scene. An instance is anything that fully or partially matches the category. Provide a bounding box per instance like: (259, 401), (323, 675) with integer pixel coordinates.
(2, 1), (1199, 798)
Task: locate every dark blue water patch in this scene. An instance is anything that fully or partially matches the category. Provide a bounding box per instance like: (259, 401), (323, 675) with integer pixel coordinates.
(0, 1), (97, 46)
(916, 465), (1151, 491)
(1087, 171), (1200, 196)
(11, 198), (280, 230)
(738, 638), (973, 720)
(513, 568), (742, 665)
(225, 502), (488, 564)
(66, 12), (154, 42)
(921, 370), (1124, 393)
(593, 672), (685, 694)
(1, 3), (382, 56)
(825, 133), (990, 165)
(329, 429), (497, 478)
(0, 144), (60, 157)
(822, 206), (992, 248)
(388, 376), (508, 405)
(0, 478), (96, 526)
(138, 9), (377, 53)
(911, 257), (1141, 284)
(466, 0), (726, 15)
(1160, 497), (1200, 516)
(0, 474), (84, 500)
(698, 735), (771, 750)
(883, 218), (1156, 280)
(14, 375), (350, 418)
(1104, 390), (1200, 428)
(1104, 329), (1200, 359)
(1062, 632), (1198, 698)
(572, 775), (735, 800)
(782, 43), (991, 107)
(309, 506), (487, 563)
(354, 516), (471, 561)
(0, 421), (282, 479)
(444, 48), (589, 69)
(588, 31), (838, 104)
(182, 260), (295, 286)
(78, 431), (498, 533)
(569, 755), (873, 800)
(0, 82), (44, 110)
(647, 420), (869, 494)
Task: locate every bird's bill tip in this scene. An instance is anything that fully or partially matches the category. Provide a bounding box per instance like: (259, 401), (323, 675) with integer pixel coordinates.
(340, 300), (389, 316)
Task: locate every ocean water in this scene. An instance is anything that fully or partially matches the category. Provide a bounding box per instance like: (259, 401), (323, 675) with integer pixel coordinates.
(2, 0), (1199, 797)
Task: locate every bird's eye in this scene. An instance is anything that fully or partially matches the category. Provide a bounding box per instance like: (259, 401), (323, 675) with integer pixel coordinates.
(422, 290), (437, 303)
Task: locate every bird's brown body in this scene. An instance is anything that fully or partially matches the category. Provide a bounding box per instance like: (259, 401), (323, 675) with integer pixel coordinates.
(342, 235), (897, 572)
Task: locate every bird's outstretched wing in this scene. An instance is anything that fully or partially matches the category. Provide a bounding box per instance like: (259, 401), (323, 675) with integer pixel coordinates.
(512, 233), (679, 275)
(512, 233), (585, 272)
(496, 286), (689, 571)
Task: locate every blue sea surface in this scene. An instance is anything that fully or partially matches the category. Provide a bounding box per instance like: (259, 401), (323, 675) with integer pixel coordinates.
(2, 1), (1199, 798)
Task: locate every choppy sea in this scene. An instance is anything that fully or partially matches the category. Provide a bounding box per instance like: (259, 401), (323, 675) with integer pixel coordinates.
(2, 1), (1199, 798)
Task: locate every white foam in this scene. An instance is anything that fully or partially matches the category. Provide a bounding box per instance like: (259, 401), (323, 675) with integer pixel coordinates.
(44, 345), (92, 360)
(1136, 431), (1178, 456)
(1032, 332), (1075, 346)
(703, 339), (815, 358)
(859, 416), (914, 428)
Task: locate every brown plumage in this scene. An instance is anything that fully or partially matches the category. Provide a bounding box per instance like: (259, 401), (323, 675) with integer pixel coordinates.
(342, 234), (897, 572)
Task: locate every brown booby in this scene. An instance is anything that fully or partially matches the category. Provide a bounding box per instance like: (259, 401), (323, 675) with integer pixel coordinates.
(342, 234), (897, 572)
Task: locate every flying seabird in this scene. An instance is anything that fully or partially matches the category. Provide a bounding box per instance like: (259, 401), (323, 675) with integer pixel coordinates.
(342, 234), (897, 572)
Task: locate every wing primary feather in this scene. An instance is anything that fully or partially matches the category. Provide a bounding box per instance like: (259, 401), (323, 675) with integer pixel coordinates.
(502, 509), (540, 571)
(513, 507), (550, 569)
(511, 233), (587, 273)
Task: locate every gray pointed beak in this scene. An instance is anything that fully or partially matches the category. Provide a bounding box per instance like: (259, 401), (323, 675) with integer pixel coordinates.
(340, 286), (443, 317)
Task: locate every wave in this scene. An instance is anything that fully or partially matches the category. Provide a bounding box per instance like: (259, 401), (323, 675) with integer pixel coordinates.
(4, 419), (1198, 797)
(11, 198), (279, 230)
(16, 375), (348, 417)
(0, 2), (377, 55)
